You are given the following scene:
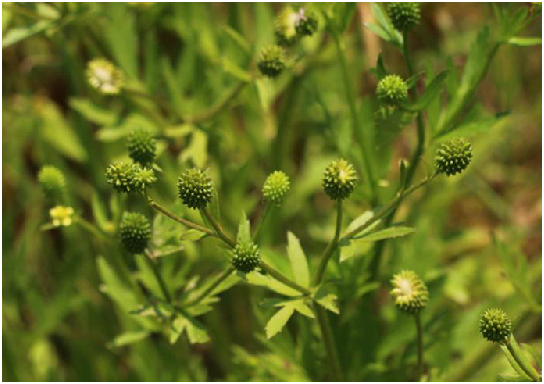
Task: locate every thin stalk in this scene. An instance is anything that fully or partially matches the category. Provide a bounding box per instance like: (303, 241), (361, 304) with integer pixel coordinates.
(185, 267), (235, 307)
(259, 261), (311, 296)
(74, 217), (108, 243)
(144, 250), (171, 303)
(123, 87), (172, 116)
(314, 305), (342, 381)
(415, 313), (424, 380)
(507, 337), (540, 381)
(314, 200), (343, 285)
(200, 207), (236, 248)
(147, 197), (216, 237)
(253, 201), (272, 242)
(331, 31), (377, 203)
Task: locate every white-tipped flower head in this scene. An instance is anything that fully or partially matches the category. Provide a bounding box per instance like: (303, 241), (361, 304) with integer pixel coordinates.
(50, 206), (74, 227)
(258, 45), (286, 79)
(274, 6), (299, 46)
(263, 171), (290, 205)
(479, 308), (512, 344)
(295, 7), (318, 37)
(232, 241), (261, 273)
(435, 138), (473, 176)
(391, 271), (429, 314)
(376, 74), (408, 106)
(86, 59), (124, 94)
(322, 159), (358, 200)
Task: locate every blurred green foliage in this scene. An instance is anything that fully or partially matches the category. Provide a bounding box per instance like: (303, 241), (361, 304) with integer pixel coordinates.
(2, 2), (542, 381)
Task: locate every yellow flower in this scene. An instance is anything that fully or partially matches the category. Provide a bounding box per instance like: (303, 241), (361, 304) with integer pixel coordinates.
(50, 206), (74, 227)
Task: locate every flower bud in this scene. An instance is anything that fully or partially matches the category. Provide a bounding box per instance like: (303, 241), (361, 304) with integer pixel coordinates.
(387, 2), (421, 32)
(177, 168), (214, 209)
(86, 59), (124, 95)
(391, 271), (428, 314)
(257, 45), (286, 79)
(479, 308), (512, 344)
(274, 7), (299, 46)
(435, 138), (473, 176)
(295, 7), (318, 37)
(128, 128), (156, 166)
(119, 212), (151, 254)
(263, 171), (290, 205)
(322, 159), (357, 200)
(376, 74), (408, 106)
(232, 241), (261, 273)
(38, 165), (65, 201)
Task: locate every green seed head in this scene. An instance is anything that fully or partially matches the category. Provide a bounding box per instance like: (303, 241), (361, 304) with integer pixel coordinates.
(106, 161), (156, 194)
(258, 45), (286, 79)
(132, 166), (157, 192)
(376, 74), (408, 106)
(38, 165), (65, 200)
(435, 138), (473, 176)
(274, 7), (299, 46)
(479, 308), (512, 344)
(295, 7), (318, 37)
(128, 128), (156, 166)
(391, 271), (429, 314)
(86, 59), (124, 95)
(263, 171), (290, 205)
(323, 159), (358, 200)
(387, 2), (421, 32)
(119, 212), (151, 254)
(232, 241), (261, 273)
(177, 168), (214, 209)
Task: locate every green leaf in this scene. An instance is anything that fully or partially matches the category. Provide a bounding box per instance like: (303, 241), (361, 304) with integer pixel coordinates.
(170, 314), (210, 344)
(401, 70), (449, 112)
(438, 112), (509, 140)
(508, 36), (542, 46)
(237, 211), (250, 243)
(343, 211), (380, 237)
(338, 238), (373, 263)
(498, 374), (532, 382)
(221, 25), (251, 54)
(103, 3), (138, 78)
(265, 302), (296, 339)
(521, 343), (542, 372)
(291, 300), (315, 319)
(500, 343), (532, 380)
(69, 98), (118, 126)
(286, 232), (310, 288)
(245, 271), (300, 297)
(109, 330), (150, 348)
(2, 20), (54, 48)
(313, 288), (339, 314)
(96, 257), (139, 312)
(91, 192), (109, 232)
(354, 226), (415, 242)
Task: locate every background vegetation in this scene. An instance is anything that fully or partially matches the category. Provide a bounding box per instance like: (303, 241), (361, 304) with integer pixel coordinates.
(2, 2), (542, 381)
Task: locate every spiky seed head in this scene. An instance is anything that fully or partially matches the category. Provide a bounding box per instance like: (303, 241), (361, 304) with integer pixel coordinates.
(387, 2), (421, 32)
(128, 128), (156, 166)
(86, 59), (124, 94)
(295, 7), (318, 37)
(274, 7), (299, 46)
(232, 241), (261, 273)
(106, 161), (156, 194)
(376, 74), (408, 106)
(258, 45), (286, 79)
(479, 308), (512, 344)
(50, 206), (74, 227)
(263, 171), (290, 205)
(119, 212), (151, 254)
(131, 167), (157, 193)
(177, 168), (214, 209)
(38, 165), (65, 200)
(435, 138), (473, 176)
(391, 271), (429, 314)
(322, 159), (358, 200)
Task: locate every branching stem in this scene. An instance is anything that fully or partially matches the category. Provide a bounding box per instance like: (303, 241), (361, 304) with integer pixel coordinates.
(144, 250), (171, 303)
(314, 200), (343, 285)
(185, 267), (235, 307)
(200, 208), (236, 248)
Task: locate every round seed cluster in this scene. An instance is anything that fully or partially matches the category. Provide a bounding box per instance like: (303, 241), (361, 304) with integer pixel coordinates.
(86, 59), (124, 95)
(177, 168), (214, 209)
(376, 74), (408, 106)
(387, 2), (421, 32)
(231, 241), (261, 273)
(263, 171), (290, 205)
(119, 212), (151, 254)
(390, 271), (429, 314)
(128, 128), (156, 166)
(479, 308), (512, 344)
(106, 161), (156, 194)
(274, 7), (299, 46)
(258, 45), (286, 78)
(435, 138), (473, 176)
(322, 159), (358, 200)
(295, 7), (318, 37)
(38, 165), (65, 200)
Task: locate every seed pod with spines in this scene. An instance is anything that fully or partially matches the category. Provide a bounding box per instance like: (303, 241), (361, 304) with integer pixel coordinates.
(387, 2), (421, 32)
(257, 45), (286, 79)
(322, 159), (358, 200)
(263, 171), (290, 205)
(106, 161), (140, 193)
(479, 308), (512, 344)
(231, 241), (261, 273)
(274, 6), (299, 46)
(295, 7), (318, 37)
(390, 271), (429, 314)
(132, 167), (157, 193)
(119, 212), (151, 254)
(177, 168), (214, 209)
(128, 128), (156, 166)
(435, 138), (473, 176)
(38, 165), (66, 202)
(376, 74), (408, 106)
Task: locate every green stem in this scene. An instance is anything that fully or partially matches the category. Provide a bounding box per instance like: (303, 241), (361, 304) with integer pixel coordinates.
(331, 31), (376, 203)
(4, 3), (57, 20)
(314, 200), (343, 285)
(185, 267), (235, 307)
(507, 337), (540, 381)
(184, 82), (247, 125)
(147, 197), (216, 237)
(259, 261), (311, 296)
(144, 250), (171, 303)
(415, 313), (424, 380)
(200, 207), (236, 248)
(253, 201), (272, 242)
(314, 305), (342, 381)
(74, 217), (108, 243)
